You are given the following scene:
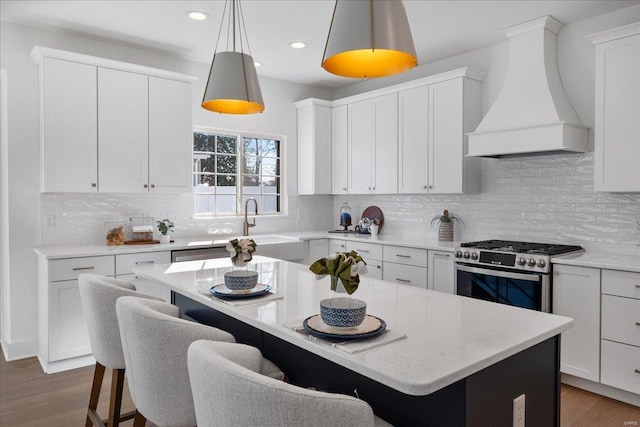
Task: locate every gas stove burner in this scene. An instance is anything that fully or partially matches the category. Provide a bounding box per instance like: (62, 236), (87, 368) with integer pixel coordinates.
(460, 240), (583, 256)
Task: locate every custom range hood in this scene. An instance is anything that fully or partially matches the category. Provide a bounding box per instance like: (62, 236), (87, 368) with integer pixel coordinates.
(467, 16), (589, 157)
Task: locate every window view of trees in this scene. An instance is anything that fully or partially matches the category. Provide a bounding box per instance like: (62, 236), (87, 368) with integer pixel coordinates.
(194, 130), (281, 216)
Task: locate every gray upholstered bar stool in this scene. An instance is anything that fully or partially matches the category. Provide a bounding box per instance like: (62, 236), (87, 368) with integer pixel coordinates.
(78, 273), (160, 427)
(187, 340), (392, 427)
(115, 296), (284, 427)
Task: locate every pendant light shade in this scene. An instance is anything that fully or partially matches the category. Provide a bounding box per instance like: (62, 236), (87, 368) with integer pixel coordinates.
(202, 0), (264, 114)
(322, 0), (418, 79)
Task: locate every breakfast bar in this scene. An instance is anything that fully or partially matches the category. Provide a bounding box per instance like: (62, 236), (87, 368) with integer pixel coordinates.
(133, 256), (573, 426)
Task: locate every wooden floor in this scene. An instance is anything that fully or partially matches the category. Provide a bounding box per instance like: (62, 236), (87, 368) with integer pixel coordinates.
(1, 353), (638, 426)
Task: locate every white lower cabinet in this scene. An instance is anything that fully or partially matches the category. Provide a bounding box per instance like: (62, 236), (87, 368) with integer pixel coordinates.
(329, 239), (347, 256)
(552, 264), (601, 382)
(115, 251), (171, 302)
(305, 239), (329, 265)
(346, 241), (382, 280)
(427, 250), (454, 293)
(600, 269), (640, 396)
(383, 245), (428, 288)
(38, 254), (115, 373)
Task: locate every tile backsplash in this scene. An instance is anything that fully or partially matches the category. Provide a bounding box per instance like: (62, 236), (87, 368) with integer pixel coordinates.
(41, 152), (639, 254)
(334, 152), (640, 255)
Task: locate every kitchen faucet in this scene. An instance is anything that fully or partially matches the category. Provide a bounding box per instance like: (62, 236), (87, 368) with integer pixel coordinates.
(243, 198), (258, 236)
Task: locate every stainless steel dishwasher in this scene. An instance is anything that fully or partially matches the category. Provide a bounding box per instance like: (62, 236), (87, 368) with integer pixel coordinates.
(171, 246), (229, 262)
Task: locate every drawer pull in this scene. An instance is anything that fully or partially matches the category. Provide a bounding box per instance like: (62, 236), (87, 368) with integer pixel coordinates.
(635, 369), (640, 374)
(135, 261), (155, 265)
(356, 249), (370, 253)
(636, 284), (640, 289)
(635, 322), (640, 326)
(434, 253), (450, 258)
(376, 265), (381, 269)
(396, 254), (411, 258)
(396, 278), (411, 283)
(72, 266), (95, 271)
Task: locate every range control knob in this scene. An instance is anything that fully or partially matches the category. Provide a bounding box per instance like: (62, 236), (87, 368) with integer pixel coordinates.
(470, 252), (478, 260)
(537, 259), (547, 268)
(463, 252), (471, 259)
(527, 258), (536, 267)
(517, 257), (527, 266)
(455, 251), (463, 258)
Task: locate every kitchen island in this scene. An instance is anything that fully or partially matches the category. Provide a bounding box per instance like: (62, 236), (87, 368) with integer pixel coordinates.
(134, 256), (572, 426)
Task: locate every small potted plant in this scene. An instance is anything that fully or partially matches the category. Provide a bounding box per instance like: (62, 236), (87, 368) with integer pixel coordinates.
(224, 238), (258, 290)
(156, 219), (174, 244)
(431, 209), (463, 241)
(369, 218), (381, 237)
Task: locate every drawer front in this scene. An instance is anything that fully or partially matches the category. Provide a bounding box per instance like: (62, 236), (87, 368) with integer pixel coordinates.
(346, 241), (383, 261)
(601, 294), (640, 347)
(602, 269), (640, 300)
(383, 245), (428, 267)
(50, 256), (114, 282)
(382, 262), (427, 288)
(116, 251), (171, 275)
(362, 260), (383, 280)
(601, 340), (640, 395)
(329, 239), (347, 256)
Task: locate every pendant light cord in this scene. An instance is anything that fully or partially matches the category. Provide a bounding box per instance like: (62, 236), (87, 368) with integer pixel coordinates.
(213, 0), (229, 56)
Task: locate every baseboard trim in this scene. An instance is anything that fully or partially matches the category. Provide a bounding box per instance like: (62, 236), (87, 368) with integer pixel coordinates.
(37, 354), (95, 374)
(562, 373), (640, 407)
(1, 337), (38, 361)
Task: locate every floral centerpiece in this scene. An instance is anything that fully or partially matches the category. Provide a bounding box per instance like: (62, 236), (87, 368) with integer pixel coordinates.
(309, 251), (368, 327)
(431, 209), (463, 241)
(224, 238), (258, 290)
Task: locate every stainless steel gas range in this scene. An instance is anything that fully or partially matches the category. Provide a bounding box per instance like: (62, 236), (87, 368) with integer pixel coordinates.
(454, 240), (584, 312)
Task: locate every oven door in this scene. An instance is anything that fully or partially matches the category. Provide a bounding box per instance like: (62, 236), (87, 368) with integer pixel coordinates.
(455, 264), (550, 312)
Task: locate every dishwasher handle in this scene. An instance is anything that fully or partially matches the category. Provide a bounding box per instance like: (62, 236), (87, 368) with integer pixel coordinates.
(171, 247), (229, 262)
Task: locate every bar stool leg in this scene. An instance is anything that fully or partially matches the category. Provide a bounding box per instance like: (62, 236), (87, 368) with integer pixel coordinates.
(107, 368), (126, 427)
(86, 362), (106, 427)
(133, 410), (147, 427)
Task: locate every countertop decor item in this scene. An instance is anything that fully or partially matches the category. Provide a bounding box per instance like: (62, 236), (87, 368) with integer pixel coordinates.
(104, 222), (125, 246)
(223, 270), (259, 291)
(320, 297), (367, 327)
(225, 238), (257, 267)
(431, 209), (463, 241)
(358, 206), (384, 234)
(128, 217), (155, 243)
(309, 251), (367, 295)
(156, 219), (174, 244)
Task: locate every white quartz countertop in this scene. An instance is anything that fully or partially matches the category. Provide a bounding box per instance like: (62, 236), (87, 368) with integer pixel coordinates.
(33, 231), (457, 259)
(133, 256), (572, 396)
(551, 252), (640, 273)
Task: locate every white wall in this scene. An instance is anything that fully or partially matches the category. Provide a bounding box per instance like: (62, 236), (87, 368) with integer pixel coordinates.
(0, 21), (334, 359)
(332, 5), (640, 254)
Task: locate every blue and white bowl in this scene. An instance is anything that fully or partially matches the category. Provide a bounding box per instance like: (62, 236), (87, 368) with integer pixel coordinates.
(320, 297), (367, 327)
(224, 270), (259, 291)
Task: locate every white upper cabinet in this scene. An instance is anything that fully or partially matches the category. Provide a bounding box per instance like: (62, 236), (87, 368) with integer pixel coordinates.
(32, 46), (196, 194)
(296, 99), (332, 195)
(148, 77), (193, 193)
(98, 68), (149, 193)
(332, 105), (348, 195)
(40, 58), (98, 192)
(588, 23), (640, 192)
(399, 76), (481, 194)
(348, 93), (398, 194)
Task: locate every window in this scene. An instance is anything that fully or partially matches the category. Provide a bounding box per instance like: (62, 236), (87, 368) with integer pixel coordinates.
(193, 129), (282, 216)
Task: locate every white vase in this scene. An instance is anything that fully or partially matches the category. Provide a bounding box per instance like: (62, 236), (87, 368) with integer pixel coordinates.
(159, 234), (171, 244)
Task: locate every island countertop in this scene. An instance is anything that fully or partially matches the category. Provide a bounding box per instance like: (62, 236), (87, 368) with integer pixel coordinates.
(133, 256), (572, 396)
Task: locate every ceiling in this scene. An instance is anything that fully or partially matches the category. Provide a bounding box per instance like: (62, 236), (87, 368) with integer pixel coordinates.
(2, 0), (638, 89)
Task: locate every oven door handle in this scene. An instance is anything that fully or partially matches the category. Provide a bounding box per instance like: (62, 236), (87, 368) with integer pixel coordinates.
(455, 264), (542, 282)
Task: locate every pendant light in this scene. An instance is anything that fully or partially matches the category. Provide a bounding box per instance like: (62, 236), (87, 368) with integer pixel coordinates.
(202, 0), (264, 114)
(322, 0), (418, 79)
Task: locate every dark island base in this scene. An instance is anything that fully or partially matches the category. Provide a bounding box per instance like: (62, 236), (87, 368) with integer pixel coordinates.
(175, 293), (560, 427)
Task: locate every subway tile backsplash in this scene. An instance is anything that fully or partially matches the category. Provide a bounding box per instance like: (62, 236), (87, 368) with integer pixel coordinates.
(42, 152), (639, 254)
(334, 152), (640, 255)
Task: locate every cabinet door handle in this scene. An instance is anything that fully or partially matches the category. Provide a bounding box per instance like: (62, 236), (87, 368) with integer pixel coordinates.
(144, 184), (148, 188)
(72, 266), (94, 271)
(396, 254), (411, 258)
(343, 188), (347, 191)
(396, 278), (411, 283)
(635, 322), (640, 326)
(636, 284), (640, 288)
(151, 184), (155, 188)
(635, 369), (640, 374)
(356, 249), (369, 253)
(91, 183), (97, 188)
(135, 261), (155, 265)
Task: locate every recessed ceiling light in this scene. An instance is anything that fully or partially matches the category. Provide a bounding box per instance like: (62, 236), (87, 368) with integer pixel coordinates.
(254, 61), (262, 68)
(290, 41), (307, 49)
(186, 11), (209, 21)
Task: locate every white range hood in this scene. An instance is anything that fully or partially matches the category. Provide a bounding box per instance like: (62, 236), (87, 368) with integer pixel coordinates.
(467, 16), (589, 157)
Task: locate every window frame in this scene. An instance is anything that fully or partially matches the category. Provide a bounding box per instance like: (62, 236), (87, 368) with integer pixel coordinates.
(192, 126), (286, 218)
